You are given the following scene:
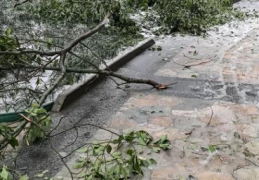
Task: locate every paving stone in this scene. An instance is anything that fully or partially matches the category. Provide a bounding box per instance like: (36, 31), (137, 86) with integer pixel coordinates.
(92, 129), (117, 141)
(153, 128), (186, 141)
(195, 171), (234, 180)
(129, 95), (159, 107)
(149, 116), (172, 127)
(158, 96), (181, 107)
(106, 118), (137, 129)
(151, 165), (187, 180)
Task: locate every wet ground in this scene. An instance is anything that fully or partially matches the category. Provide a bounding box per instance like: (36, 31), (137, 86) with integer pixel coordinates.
(11, 0), (259, 179)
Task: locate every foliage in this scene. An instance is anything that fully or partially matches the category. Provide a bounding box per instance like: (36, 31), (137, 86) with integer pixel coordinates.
(0, 165), (28, 180)
(0, 125), (18, 149)
(0, 29), (18, 51)
(25, 104), (51, 142)
(152, 0), (246, 35)
(22, 0), (247, 36)
(27, 0), (133, 26)
(0, 104), (51, 152)
(0, 29), (20, 67)
(73, 131), (170, 180)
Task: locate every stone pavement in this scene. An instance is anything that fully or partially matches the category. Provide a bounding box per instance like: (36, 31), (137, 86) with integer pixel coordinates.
(54, 1), (259, 180)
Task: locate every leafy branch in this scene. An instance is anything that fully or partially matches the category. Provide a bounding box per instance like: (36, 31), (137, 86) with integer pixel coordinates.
(70, 130), (171, 179)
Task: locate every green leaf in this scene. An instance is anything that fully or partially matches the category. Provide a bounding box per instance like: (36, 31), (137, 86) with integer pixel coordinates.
(208, 145), (217, 153)
(160, 135), (167, 143)
(126, 149), (134, 156)
(77, 147), (89, 153)
(120, 167), (128, 179)
(19, 175), (29, 180)
(112, 152), (121, 158)
(140, 159), (149, 167)
(0, 166), (9, 179)
(47, 38), (53, 50)
(77, 172), (87, 178)
(5, 28), (12, 36)
(152, 147), (161, 153)
(133, 155), (143, 175)
(73, 162), (85, 169)
(159, 143), (170, 150)
(149, 158), (157, 164)
(115, 165), (121, 179)
(108, 165), (116, 175)
(123, 131), (136, 142)
(9, 137), (19, 148)
(137, 137), (146, 146)
(78, 172), (87, 178)
(36, 77), (41, 85)
(180, 177), (186, 180)
(157, 46), (162, 51)
(136, 130), (152, 145)
(106, 144), (112, 154)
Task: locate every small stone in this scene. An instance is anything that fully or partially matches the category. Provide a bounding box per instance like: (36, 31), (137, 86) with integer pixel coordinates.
(59, 152), (67, 157)
(242, 125), (257, 138)
(220, 133), (228, 142)
(234, 166), (259, 180)
(245, 140), (259, 155)
(237, 124), (258, 138)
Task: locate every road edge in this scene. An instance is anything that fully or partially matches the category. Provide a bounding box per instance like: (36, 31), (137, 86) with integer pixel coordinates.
(52, 38), (156, 112)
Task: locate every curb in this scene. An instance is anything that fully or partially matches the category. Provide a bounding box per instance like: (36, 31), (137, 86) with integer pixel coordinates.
(52, 38), (156, 112)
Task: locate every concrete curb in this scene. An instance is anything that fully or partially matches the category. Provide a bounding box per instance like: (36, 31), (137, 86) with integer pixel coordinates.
(52, 38), (156, 112)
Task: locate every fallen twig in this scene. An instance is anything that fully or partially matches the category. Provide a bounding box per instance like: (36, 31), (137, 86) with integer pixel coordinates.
(206, 106), (214, 126)
(183, 53), (202, 60)
(172, 55), (217, 68)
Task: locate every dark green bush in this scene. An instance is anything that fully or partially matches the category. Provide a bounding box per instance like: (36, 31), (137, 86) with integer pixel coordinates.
(153, 0), (244, 35)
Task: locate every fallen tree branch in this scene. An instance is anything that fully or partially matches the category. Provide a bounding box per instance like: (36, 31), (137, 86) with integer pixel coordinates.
(0, 65), (177, 89)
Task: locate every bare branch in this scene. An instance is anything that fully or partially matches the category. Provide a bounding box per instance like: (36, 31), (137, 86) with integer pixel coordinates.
(39, 53), (67, 105)
(62, 13), (110, 53)
(0, 50), (60, 56)
(0, 65), (177, 88)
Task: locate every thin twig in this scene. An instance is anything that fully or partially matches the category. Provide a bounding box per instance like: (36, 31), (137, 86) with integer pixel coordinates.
(172, 55), (217, 68)
(183, 53), (202, 60)
(206, 106), (214, 126)
(48, 140), (74, 180)
(47, 116), (66, 136)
